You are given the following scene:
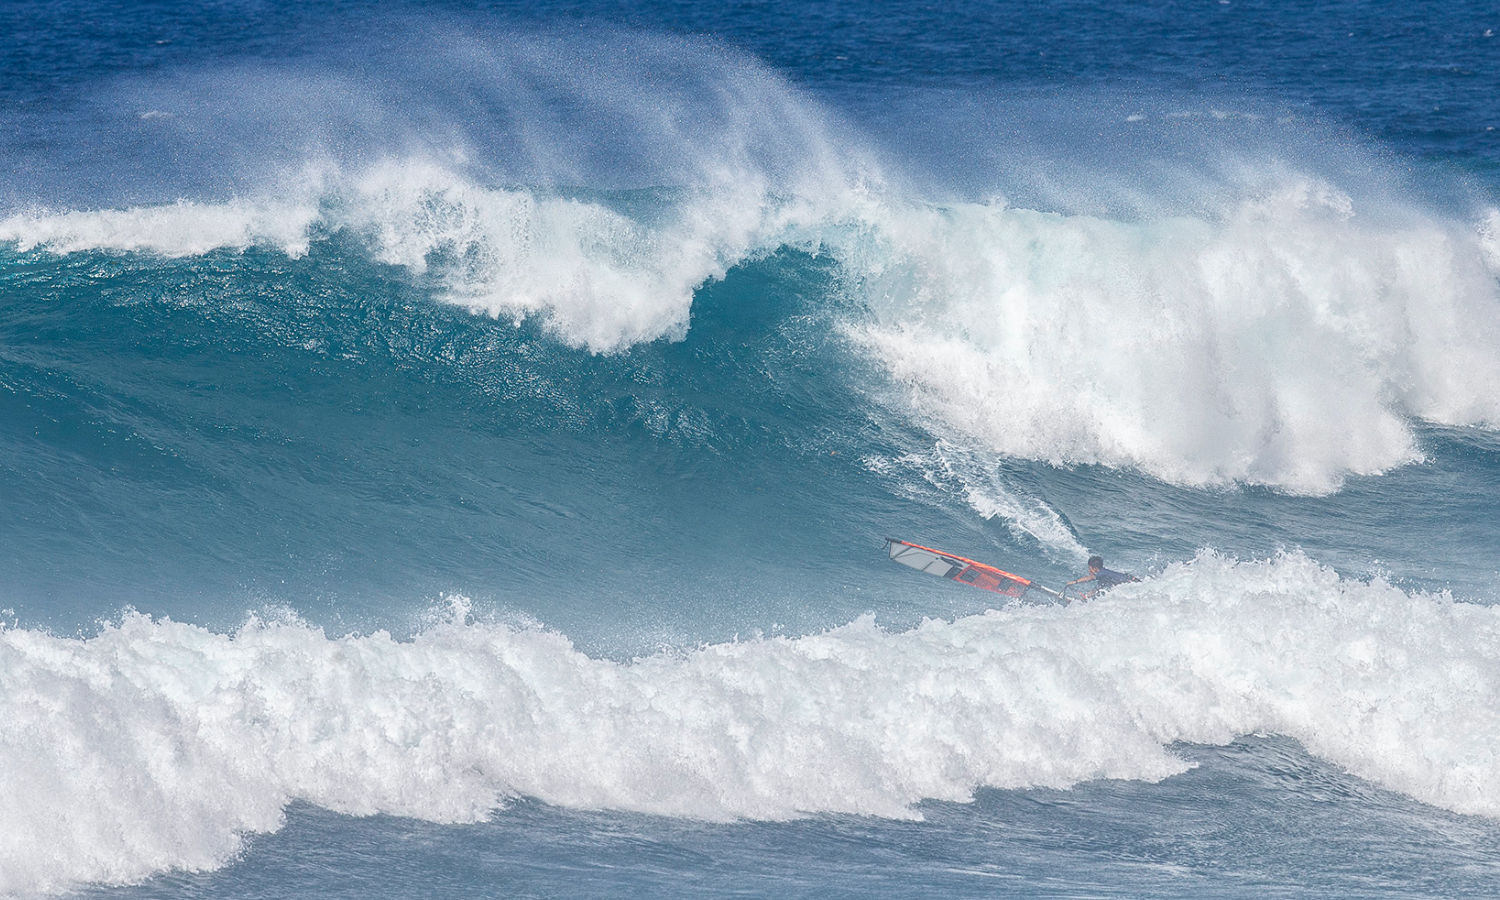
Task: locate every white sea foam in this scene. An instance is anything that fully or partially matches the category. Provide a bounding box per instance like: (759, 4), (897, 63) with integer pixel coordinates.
(3, 552), (1498, 894)
(837, 181), (1500, 493)
(0, 151), (858, 354)
(338, 157), (841, 351)
(0, 198), (321, 258)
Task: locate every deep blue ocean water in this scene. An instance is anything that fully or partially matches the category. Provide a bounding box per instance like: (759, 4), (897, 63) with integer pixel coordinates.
(5, 1), (1500, 896)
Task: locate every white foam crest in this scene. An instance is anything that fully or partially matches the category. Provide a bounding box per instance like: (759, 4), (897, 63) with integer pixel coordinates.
(5, 553), (1500, 893)
(837, 179), (1500, 492)
(0, 30), (875, 354)
(338, 158), (839, 351)
(0, 197), (320, 258)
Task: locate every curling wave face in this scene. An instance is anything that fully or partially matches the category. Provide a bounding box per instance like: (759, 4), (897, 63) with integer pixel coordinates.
(3, 552), (1498, 894)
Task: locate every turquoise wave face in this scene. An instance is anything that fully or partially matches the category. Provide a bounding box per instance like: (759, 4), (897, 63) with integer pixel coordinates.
(0, 239), (919, 640)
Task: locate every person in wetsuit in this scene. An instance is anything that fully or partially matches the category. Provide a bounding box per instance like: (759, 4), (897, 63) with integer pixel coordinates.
(1065, 555), (1138, 599)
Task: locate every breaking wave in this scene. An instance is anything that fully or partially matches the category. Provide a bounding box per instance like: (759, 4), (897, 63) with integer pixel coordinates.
(4, 30), (1500, 495)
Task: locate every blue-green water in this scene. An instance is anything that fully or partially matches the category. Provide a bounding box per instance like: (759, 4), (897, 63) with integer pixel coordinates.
(5, 2), (1500, 896)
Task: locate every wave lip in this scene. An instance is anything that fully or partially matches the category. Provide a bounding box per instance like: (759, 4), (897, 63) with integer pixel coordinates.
(0, 28), (874, 355)
(3, 552), (1499, 894)
(0, 164), (764, 351)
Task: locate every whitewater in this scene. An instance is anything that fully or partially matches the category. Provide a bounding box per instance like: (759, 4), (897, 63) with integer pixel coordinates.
(5, 3), (1500, 897)
(5, 553), (1498, 895)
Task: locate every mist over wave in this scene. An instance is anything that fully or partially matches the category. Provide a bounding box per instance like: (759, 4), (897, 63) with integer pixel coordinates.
(4, 26), (1500, 499)
(3, 551), (1496, 895)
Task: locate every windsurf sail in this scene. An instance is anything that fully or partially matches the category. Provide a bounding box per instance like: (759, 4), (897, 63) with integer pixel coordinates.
(885, 538), (1062, 600)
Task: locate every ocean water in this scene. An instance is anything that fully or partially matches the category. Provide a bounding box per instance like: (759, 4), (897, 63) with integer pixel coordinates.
(5, 0), (1500, 896)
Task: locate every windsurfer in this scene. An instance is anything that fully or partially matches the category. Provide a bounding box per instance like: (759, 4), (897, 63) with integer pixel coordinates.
(1065, 555), (1138, 599)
